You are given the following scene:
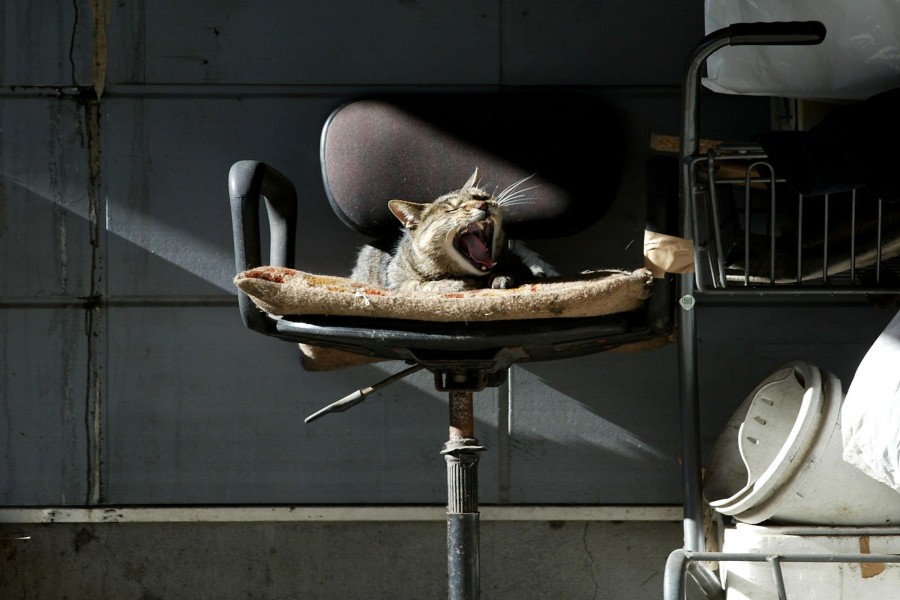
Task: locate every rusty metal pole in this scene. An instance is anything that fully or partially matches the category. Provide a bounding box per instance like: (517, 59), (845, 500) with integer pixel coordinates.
(443, 390), (484, 600)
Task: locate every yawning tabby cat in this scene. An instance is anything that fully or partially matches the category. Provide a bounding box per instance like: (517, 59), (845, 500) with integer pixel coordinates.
(350, 169), (555, 291)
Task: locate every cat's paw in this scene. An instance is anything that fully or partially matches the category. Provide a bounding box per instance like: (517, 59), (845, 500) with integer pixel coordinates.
(528, 266), (549, 279)
(490, 275), (515, 289)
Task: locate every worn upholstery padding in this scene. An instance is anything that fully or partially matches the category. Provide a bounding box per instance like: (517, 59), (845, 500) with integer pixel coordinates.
(297, 344), (386, 371)
(235, 266), (653, 322)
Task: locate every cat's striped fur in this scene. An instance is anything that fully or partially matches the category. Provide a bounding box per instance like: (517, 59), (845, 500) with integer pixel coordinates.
(351, 169), (554, 292)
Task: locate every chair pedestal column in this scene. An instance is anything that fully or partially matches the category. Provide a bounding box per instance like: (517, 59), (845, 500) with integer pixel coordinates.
(443, 390), (484, 600)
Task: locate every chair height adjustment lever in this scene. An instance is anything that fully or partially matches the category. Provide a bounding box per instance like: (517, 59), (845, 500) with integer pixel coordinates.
(304, 364), (424, 423)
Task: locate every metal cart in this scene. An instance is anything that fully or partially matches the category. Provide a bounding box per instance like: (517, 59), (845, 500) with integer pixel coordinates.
(665, 20), (900, 600)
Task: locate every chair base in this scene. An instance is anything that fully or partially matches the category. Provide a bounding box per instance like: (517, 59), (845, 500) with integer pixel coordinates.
(444, 389), (483, 600)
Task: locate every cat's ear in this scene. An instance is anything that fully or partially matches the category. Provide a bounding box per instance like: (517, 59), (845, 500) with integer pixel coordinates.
(463, 168), (479, 190)
(388, 199), (425, 229)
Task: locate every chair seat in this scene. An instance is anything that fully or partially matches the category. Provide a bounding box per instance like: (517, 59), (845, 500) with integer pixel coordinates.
(277, 312), (642, 361)
(274, 311), (664, 388)
(232, 263), (664, 374)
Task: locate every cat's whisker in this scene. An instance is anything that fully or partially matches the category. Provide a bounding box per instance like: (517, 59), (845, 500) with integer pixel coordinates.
(499, 185), (540, 200)
(499, 198), (534, 210)
(498, 199), (536, 208)
(497, 192), (530, 203)
(497, 188), (541, 208)
(497, 174), (536, 196)
(496, 175), (539, 206)
(499, 191), (532, 199)
(491, 186), (537, 206)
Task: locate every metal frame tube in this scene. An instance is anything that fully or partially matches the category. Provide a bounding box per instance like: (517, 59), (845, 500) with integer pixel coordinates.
(678, 26), (736, 553)
(677, 21), (826, 554)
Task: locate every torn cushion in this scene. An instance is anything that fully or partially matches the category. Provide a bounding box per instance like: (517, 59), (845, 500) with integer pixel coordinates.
(235, 266), (654, 322)
(235, 266), (655, 371)
(644, 231), (695, 278)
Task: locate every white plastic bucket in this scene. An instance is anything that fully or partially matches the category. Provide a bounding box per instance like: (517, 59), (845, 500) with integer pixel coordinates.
(721, 524), (900, 600)
(704, 360), (900, 525)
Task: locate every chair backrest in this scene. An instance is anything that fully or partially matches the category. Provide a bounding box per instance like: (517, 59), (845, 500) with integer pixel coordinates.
(320, 93), (625, 240)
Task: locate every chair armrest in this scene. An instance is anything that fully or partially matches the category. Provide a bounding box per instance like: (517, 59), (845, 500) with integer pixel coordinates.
(229, 160), (298, 334)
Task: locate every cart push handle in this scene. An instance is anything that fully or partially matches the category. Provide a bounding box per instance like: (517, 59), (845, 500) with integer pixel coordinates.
(680, 19), (827, 157)
(728, 20), (826, 47)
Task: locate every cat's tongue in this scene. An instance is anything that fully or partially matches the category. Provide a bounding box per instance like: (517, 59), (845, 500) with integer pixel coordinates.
(460, 223), (495, 269)
(462, 235), (493, 267)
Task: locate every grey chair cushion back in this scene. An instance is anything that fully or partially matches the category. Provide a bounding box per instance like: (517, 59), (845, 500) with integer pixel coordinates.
(320, 93), (624, 240)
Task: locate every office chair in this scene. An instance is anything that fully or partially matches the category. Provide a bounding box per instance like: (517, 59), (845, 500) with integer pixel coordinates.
(229, 92), (675, 600)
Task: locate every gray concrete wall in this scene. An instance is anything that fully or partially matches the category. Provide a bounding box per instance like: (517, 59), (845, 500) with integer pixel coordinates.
(2, 1), (896, 598)
(0, 0), (769, 510)
(0, 513), (684, 600)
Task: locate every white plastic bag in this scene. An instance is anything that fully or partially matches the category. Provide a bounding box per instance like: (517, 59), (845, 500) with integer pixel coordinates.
(841, 310), (900, 493)
(704, 0), (900, 100)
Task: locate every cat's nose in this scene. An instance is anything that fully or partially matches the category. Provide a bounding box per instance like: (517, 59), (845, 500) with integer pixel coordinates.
(472, 201), (490, 212)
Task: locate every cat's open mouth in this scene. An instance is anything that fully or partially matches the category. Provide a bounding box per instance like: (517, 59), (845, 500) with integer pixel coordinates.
(455, 220), (496, 271)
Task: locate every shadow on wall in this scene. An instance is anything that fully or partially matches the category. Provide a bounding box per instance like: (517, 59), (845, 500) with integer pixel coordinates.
(0, 99), (677, 505)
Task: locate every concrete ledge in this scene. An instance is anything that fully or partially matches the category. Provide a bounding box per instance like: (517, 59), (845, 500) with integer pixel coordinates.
(0, 505), (682, 523)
